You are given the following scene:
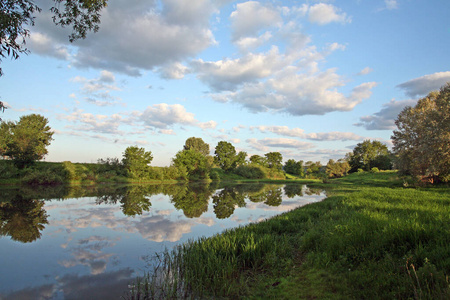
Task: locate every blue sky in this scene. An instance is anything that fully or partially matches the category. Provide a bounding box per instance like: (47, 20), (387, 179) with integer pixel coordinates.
(1, 0), (449, 166)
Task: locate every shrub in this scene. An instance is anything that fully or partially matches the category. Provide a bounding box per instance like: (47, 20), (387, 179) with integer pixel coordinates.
(234, 165), (265, 179)
(371, 167), (380, 173)
(22, 168), (65, 185)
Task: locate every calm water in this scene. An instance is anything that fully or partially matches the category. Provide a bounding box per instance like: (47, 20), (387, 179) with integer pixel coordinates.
(0, 183), (325, 299)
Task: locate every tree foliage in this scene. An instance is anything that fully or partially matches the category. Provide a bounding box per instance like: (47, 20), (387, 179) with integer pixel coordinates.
(0, 0), (108, 75)
(326, 159), (350, 178)
(172, 149), (211, 180)
(264, 152), (282, 170)
(0, 114), (53, 168)
(305, 161), (322, 177)
(392, 83), (450, 182)
(122, 146), (153, 179)
(214, 141), (238, 172)
(284, 159), (304, 176)
(183, 137), (210, 156)
(348, 140), (391, 172)
(249, 154), (266, 166)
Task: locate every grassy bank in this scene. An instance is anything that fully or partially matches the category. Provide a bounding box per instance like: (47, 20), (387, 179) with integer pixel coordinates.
(127, 171), (450, 299)
(0, 160), (318, 186)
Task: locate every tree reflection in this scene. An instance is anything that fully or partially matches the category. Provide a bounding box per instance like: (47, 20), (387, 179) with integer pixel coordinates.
(247, 185), (283, 207)
(171, 183), (215, 218)
(284, 184), (304, 198)
(212, 187), (246, 219)
(0, 197), (48, 243)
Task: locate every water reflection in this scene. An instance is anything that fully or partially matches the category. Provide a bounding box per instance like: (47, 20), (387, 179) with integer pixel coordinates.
(0, 183), (325, 299)
(0, 191), (49, 243)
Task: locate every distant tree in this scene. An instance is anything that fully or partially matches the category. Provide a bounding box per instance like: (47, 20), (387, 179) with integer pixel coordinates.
(0, 114), (54, 168)
(122, 146), (153, 179)
(348, 140), (391, 172)
(305, 161), (322, 177)
(249, 154), (266, 166)
(235, 151), (247, 166)
(183, 137), (210, 156)
(284, 159), (304, 176)
(265, 152), (283, 170)
(392, 83), (450, 183)
(0, 0), (108, 75)
(172, 149), (211, 180)
(326, 159), (350, 178)
(214, 141), (238, 172)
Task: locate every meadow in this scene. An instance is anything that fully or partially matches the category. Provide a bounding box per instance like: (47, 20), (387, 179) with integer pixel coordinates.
(127, 171), (450, 299)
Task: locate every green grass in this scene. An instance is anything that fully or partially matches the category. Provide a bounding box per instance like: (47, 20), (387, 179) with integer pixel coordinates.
(126, 171), (450, 299)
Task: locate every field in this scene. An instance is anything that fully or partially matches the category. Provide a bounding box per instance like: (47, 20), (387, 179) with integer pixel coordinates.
(128, 171), (450, 299)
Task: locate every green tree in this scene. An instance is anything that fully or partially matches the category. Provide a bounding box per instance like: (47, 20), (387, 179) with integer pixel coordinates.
(183, 137), (210, 156)
(305, 161), (322, 177)
(249, 154), (266, 166)
(172, 149), (211, 180)
(265, 152), (283, 170)
(284, 159), (304, 176)
(122, 146), (153, 179)
(349, 140), (391, 172)
(392, 83), (450, 183)
(0, 0), (108, 75)
(0, 114), (54, 168)
(214, 141), (238, 172)
(326, 159), (350, 178)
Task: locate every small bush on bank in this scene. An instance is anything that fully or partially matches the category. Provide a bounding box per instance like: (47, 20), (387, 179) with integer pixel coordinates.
(234, 164), (265, 179)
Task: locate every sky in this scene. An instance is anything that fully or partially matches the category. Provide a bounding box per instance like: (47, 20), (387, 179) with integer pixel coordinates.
(1, 0), (449, 167)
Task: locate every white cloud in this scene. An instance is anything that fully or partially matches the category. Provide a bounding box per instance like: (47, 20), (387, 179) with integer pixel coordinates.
(355, 98), (417, 130)
(70, 71), (122, 106)
(246, 138), (315, 152)
(230, 1), (282, 41)
(158, 62), (190, 79)
(252, 125), (363, 141)
(139, 103), (216, 130)
(396, 71), (450, 98)
(307, 3), (352, 25)
(31, 0), (218, 76)
(29, 32), (70, 60)
(385, 0), (399, 10)
(140, 104), (196, 129)
(358, 67), (373, 75)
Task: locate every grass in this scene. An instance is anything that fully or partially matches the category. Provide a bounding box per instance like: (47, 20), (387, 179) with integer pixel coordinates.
(125, 171), (450, 299)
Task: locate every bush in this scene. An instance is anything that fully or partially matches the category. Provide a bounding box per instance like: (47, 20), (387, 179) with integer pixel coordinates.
(22, 168), (65, 185)
(0, 161), (19, 179)
(371, 167), (380, 173)
(234, 165), (265, 179)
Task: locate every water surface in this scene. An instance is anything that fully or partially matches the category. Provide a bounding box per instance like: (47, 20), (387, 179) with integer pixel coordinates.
(0, 183), (325, 299)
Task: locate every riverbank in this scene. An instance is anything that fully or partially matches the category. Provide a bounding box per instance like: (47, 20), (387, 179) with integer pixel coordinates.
(0, 160), (319, 186)
(127, 171), (450, 299)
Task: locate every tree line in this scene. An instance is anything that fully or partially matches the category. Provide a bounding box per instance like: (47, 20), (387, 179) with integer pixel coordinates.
(1, 83), (449, 184)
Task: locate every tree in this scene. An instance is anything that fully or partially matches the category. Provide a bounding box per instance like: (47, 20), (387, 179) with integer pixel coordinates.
(214, 141), (238, 172)
(183, 137), (210, 156)
(305, 161), (322, 177)
(0, 114), (53, 167)
(172, 149), (211, 180)
(326, 159), (350, 178)
(265, 152), (283, 170)
(284, 159), (304, 176)
(122, 146), (153, 179)
(0, 0), (108, 75)
(392, 83), (450, 183)
(348, 140), (391, 172)
(249, 154), (266, 166)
